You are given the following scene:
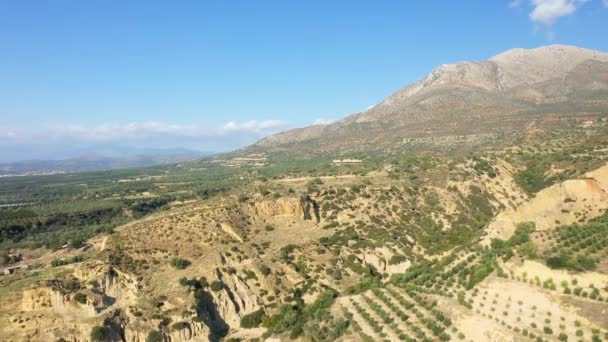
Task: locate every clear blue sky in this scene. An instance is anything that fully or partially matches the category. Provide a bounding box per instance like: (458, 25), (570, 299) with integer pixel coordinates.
(1, 0), (607, 161)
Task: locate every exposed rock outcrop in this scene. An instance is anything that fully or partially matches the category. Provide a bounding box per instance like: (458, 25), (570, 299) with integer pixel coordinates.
(245, 196), (320, 224)
(484, 164), (608, 242)
(209, 269), (263, 329)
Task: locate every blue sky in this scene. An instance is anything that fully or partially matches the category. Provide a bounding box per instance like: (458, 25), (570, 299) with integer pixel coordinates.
(1, 0), (607, 161)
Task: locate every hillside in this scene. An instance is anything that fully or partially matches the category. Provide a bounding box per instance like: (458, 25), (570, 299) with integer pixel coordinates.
(245, 45), (608, 158)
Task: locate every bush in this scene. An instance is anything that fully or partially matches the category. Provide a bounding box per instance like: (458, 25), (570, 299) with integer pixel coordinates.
(90, 326), (108, 342)
(388, 255), (407, 265)
(210, 280), (223, 292)
(547, 254), (596, 271)
(170, 258), (191, 270)
(51, 255), (84, 267)
(199, 276), (209, 288)
(179, 277), (202, 288)
(146, 330), (163, 342)
(518, 241), (538, 259)
(171, 322), (190, 331)
(515, 162), (549, 194)
(260, 264), (271, 276)
(73, 292), (87, 304)
(69, 237), (85, 249)
(240, 309), (266, 328)
(263, 289), (337, 338)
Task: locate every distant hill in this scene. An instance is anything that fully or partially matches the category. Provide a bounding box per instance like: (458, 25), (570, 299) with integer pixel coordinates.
(0, 152), (208, 175)
(242, 45), (608, 158)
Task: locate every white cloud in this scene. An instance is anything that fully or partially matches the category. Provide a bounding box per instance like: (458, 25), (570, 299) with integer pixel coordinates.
(604, 0), (608, 7)
(221, 120), (287, 133)
(45, 122), (205, 141)
(529, 0), (589, 26)
(0, 119), (292, 161)
(1, 120), (289, 143)
(312, 118), (335, 126)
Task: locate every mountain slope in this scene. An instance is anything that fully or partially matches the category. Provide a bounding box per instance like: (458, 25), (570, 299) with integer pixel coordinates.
(246, 45), (608, 158)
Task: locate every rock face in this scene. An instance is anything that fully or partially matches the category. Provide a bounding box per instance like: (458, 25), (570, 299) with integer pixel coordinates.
(20, 285), (99, 326)
(245, 196), (320, 224)
(484, 164), (608, 242)
(360, 247), (410, 275)
(210, 270), (263, 328)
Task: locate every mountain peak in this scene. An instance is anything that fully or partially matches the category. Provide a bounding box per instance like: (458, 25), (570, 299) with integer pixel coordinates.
(246, 44), (608, 157)
(490, 44), (607, 63)
(487, 45), (608, 90)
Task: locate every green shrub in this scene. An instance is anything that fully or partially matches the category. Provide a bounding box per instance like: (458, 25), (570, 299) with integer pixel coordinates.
(170, 258), (191, 270)
(518, 241), (538, 259)
(260, 264), (271, 276)
(171, 322), (189, 331)
(197, 276), (208, 288)
(210, 280), (223, 292)
(146, 330), (163, 342)
(263, 289), (337, 338)
(388, 255), (407, 265)
(240, 309), (266, 328)
(90, 326), (108, 342)
(51, 255), (84, 267)
(547, 254), (596, 271)
(73, 292), (87, 304)
(515, 162), (550, 194)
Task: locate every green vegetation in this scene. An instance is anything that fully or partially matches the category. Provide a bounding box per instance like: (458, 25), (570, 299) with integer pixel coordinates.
(389, 255), (407, 265)
(73, 292), (87, 304)
(545, 211), (608, 271)
(210, 280), (223, 292)
(263, 289), (337, 338)
(171, 322), (190, 331)
(90, 326), (108, 342)
(514, 162), (550, 194)
(0, 160), (249, 255)
(259, 264), (271, 276)
(146, 330), (163, 342)
(546, 254), (596, 271)
(51, 255), (85, 267)
(240, 309), (266, 328)
(170, 258), (191, 270)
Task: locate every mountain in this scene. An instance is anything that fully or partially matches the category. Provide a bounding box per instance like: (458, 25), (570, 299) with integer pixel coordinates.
(245, 45), (608, 158)
(0, 152), (208, 176)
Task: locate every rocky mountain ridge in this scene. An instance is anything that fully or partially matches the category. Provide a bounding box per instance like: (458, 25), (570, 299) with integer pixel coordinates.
(249, 45), (608, 157)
